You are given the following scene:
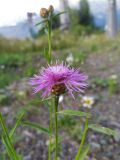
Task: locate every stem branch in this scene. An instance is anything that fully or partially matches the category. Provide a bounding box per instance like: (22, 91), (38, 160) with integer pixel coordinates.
(54, 96), (59, 160)
(48, 103), (53, 160)
(47, 20), (52, 63)
(75, 117), (88, 160)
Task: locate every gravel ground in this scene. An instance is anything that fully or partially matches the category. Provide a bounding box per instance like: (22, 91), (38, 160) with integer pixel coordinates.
(0, 50), (120, 160)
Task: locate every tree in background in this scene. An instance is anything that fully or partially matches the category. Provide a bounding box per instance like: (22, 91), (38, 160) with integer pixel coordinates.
(52, 13), (60, 29)
(78, 0), (93, 26)
(59, 0), (70, 29)
(107, 0), (118, 38)
(69, 0), (95, 35)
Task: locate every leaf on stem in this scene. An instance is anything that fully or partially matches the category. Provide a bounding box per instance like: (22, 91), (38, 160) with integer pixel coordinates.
(88, 124), (117, 136)
(10, 111), (25, 139)
(52, 11), (67, 19)
(2, 136), (14, 160)
(79, 144), (90, 160)
(22, 121), (51, 135)
(35, 20), (47, 26)
(0, 113), (19, 160)
(58, 110), (91, 118)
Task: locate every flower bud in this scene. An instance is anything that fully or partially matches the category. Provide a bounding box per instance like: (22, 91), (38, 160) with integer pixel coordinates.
(51, 83), (66, 96)
(40, 8), (48, 18)
(48, 5), (54, 13)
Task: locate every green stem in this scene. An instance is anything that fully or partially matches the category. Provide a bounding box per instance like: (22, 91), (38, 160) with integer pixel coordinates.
(54, 96), (59, 160)
(47, 15), (53, 160)
(48, 103), (53, 160)
(48, 20), (52, 63)
(75, 117), (88, 160)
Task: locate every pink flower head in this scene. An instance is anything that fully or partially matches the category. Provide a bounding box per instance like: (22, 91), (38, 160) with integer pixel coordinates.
(29, 63), (88, 98)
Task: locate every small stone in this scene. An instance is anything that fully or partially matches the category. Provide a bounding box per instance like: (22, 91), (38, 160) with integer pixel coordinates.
(102, 157), (109, 160)
(1, 107), (11, 115)
(100, 139), (107, 145)
(91, 142), (101, 151)
(114, 129), (120, 142)
(91, 158), (97, 160)
(86, 156), (91, 160)
(23, 130), (34, 138)
(24, 155), (32, 160)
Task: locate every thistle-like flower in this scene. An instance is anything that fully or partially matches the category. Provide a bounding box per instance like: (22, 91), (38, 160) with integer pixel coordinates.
(29, 63), (88, 98)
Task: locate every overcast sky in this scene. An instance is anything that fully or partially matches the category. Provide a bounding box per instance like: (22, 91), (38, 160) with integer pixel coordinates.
(0, 0), (79, 26)
(0, 0), (119, 27)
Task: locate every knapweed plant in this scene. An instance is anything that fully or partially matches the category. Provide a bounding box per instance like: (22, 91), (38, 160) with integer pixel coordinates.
(29, 62), (88, 160)
(0, 5), (117, 160)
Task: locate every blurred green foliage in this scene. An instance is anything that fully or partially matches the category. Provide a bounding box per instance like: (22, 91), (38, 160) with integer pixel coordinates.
(69, 0), (97, 35)
(0, 28), (120, 89)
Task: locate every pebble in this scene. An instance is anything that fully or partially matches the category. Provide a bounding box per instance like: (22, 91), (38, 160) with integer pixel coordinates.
(114, 129), (120, 142)
(23, 130), (34, 138)
(91, 142), (101, 151)
(100, 139), (107, 145)
(1, 107), (11, 115)
(24, 155), (32, 160)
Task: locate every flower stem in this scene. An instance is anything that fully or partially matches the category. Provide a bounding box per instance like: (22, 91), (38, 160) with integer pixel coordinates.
(54, 96), (59, 160)
(47, 19), (52, 63)
(47, 15), (53, 160)
(48, 103), (53, 160)
(75, 117), (89, 160)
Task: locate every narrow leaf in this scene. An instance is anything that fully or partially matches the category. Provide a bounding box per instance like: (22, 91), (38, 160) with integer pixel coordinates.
(44, 28), (49, 35)
(75, 118), (88, 160)
(58, 110), (91, 118)
(22, 121), (51, 135)
(35, 20), (46, 26)
(89, 124), (117, 136)
(10, 111), (25, 139)
(2, 136), (14, 160)
(52, 11), (67, 19)
(0, 113), (19, 160)
(79, 144), (90, 160)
